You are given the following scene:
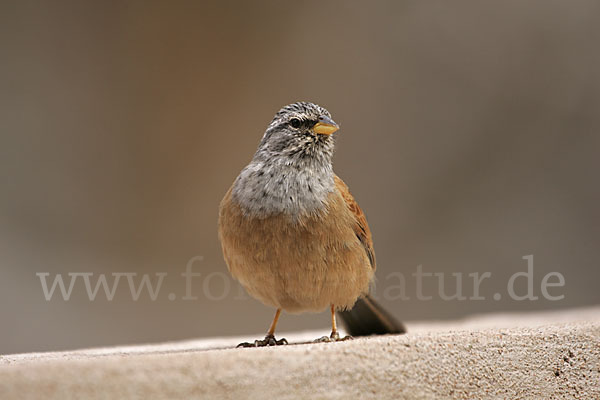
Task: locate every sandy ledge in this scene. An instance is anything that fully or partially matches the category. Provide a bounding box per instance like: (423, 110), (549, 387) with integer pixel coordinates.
(1, 307), (598, 400)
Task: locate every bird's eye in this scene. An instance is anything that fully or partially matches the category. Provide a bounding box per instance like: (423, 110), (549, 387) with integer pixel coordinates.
(290, 118), (301, 128)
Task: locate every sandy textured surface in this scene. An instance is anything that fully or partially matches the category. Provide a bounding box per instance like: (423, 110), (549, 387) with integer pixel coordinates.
(1, 307), (599, 399)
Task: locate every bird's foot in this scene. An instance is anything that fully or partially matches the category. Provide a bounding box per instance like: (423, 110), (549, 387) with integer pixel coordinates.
(237, 334), (288, 348)
(314, 331), (353, 343)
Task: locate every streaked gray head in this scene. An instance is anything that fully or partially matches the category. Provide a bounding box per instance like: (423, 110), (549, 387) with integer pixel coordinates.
(254, 101), (339, 165)
(232, 102), (341, 218)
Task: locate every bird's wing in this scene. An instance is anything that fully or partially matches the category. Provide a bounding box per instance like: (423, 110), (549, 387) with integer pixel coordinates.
(334, 175), (376, 270)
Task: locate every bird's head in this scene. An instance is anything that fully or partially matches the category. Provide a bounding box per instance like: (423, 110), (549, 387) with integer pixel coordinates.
(254, 102), (339, 164)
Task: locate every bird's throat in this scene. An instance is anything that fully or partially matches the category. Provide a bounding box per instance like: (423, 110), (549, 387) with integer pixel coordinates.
(232, 159), (335, 219)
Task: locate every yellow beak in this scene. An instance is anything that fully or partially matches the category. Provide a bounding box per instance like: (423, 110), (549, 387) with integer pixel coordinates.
(313, 115), (339, 135)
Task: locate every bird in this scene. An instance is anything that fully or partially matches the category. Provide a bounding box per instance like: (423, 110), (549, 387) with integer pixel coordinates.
(218, 101), (405, 347)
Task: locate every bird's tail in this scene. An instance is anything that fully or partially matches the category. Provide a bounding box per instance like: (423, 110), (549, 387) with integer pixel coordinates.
(337, 294), (406, 336)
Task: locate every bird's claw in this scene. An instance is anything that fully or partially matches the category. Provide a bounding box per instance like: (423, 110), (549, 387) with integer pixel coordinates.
(314, 332), (353, 343)
(237, 334), (288, 348)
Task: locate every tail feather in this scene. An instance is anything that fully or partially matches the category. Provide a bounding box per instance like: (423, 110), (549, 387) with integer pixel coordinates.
(337, 294), (406, 336)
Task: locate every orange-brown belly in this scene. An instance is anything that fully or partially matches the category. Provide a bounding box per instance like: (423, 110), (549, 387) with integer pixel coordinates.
(218, 189), (373, 313)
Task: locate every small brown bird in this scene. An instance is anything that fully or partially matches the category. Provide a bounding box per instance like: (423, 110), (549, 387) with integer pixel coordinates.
(218, 102), (405, 347)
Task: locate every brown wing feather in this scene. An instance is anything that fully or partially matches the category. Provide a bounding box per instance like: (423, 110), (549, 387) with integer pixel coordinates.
(334, 175), (376, 270)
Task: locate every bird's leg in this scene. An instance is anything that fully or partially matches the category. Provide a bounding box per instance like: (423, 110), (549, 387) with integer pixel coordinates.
(237, 308), (288, 348)
(315, 305), (353, 342)
(330, 304), (340, 340)
(263, 308), (287, 344)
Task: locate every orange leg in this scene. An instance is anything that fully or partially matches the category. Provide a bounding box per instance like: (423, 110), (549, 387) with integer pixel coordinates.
(237, 308), (287, 348)
(330, 304), (339, 339)
(267, 308), (282, 337)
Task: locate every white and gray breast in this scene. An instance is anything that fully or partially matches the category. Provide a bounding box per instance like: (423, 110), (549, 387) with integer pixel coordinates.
(231, 159), (335, 218)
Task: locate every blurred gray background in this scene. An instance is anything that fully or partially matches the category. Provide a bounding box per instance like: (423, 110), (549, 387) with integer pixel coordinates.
(1, 0), (599, 355)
